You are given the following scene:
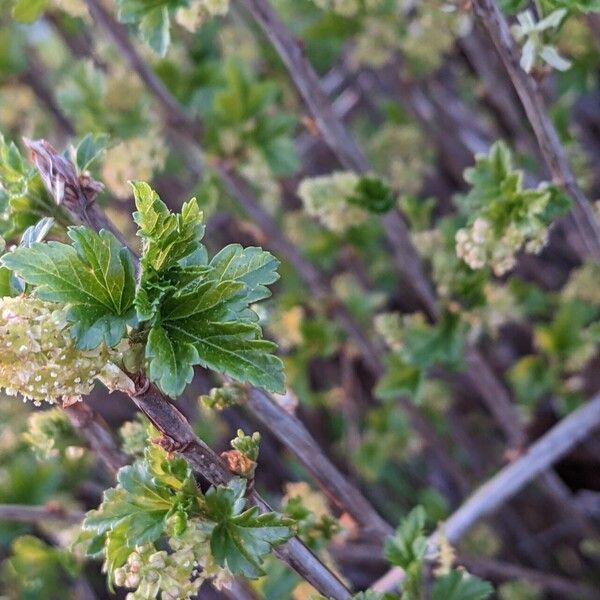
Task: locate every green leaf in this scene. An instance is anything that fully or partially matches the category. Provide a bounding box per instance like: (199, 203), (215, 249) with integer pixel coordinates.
(0, 136), (66, 240)
(206, 478), (293, 578)
(133, 183), (284, 397)
(146, 279), (285, 397)
(84, 449), (198, 553)
(375, 355), (424, 402)
(139, 6), (170, 57)
(115, 0), (187, 55)
(1, 226), (136, 349)
(432, 570), (493, 600)
(508, 355), (554, 409)
(384, 506), (427, 569)
(403, 312), (467, 371)
(12, 0), (48, 23)
(207, 243), (280, 313)
(74, 133), (108, 173)
(132, 180), (205, 275)
(347, 176), (397, 215)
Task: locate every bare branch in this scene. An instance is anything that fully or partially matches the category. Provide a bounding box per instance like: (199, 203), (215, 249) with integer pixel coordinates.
(246, 387), (393, 540)
(64, 402), (127, 475)
(0, 503), (85, 525)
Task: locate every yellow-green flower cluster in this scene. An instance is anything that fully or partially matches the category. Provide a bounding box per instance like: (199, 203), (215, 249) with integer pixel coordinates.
(562, 262), (600, 306)
(297, 171), (366, 232)
(175, 0), (230, 32)
(350, 1), (467, 73)
(114, 523), (232, 600)
(456, 216), (548, 276)
(102, 130), (167, 199)
(0, 297), (110, 405)
(399, 1), (468, 74)
(24, 408), (82, 460)
(368, 123), (430, 194)
(114, 544), (202, 600)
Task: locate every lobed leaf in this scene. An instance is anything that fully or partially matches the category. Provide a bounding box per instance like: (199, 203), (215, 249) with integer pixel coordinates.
(1, 227), (136, 349)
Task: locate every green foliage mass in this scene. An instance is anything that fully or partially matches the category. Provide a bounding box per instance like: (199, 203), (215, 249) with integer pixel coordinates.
(132, 181), (285, 397)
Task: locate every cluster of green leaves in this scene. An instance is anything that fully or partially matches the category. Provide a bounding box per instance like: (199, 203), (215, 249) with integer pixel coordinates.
(375, 312), (467, 402)
(23, 408), (83, 460)
(0, 173), (284, 397)
(57, 61), (148, 137)
(381, 506), (493, 600)
(509, 293), (600, 415)
(455, 141), (570, 275)
(347, 175), (397, 215)
(116, 0), (188, 56)
(114, 0), (230, 56)
(83, 446), (292, 586)
(1, 534), (80, 600)
(132, 181), (284, 396)
(203, 59), (299, 176)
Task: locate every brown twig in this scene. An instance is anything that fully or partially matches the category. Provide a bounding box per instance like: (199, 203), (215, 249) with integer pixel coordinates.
(64, 402), (127, 475)
(0, 503), (85, 525)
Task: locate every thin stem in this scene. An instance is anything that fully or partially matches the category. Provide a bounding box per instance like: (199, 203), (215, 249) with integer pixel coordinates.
(0, 503), (85, 525)
(246, 387), (393, 540)
(64, 402), (127, 475)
